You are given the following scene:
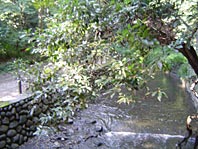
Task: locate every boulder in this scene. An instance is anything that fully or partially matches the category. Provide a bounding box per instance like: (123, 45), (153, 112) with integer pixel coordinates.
(7, 129), (17, 137)
(9, 121), (18, 129)
(0, 141), (6, 148)
(0, 125), (8, 133)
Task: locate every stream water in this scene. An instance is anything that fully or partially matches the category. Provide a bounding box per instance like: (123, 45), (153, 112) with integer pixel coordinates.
(20, 73), (197, 149)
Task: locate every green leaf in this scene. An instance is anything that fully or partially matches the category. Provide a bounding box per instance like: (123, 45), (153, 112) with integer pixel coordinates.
(151, 91), (157, 97)
(157, 92), (162, 102)
(124, 0), (131, 5)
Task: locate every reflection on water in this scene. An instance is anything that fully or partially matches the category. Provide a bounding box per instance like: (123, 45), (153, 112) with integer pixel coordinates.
(95, 73), (196, 148)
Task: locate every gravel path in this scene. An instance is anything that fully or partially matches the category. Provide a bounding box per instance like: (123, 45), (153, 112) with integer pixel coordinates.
(0, 73), (28, 102)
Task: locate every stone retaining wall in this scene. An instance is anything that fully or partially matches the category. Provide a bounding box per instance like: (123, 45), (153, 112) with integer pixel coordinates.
(0, 95), (54, 149)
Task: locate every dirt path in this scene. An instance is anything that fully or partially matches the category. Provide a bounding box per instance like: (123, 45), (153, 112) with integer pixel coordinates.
(0, 73), (28, 102)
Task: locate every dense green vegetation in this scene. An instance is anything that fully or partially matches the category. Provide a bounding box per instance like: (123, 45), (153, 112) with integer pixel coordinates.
(0, 0), (198, 126)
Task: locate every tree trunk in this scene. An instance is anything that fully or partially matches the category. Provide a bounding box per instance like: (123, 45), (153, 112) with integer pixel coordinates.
(177, 43), (198, 76)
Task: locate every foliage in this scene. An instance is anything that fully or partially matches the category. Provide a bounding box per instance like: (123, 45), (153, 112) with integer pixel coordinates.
(0, 0), (38, 59)
(22, 0), (198, 126)
(0, 61), (16, 73)
(146, 87), (168, 102)
(20, 0), (157, 126)
(1, 0), (198, 128)
(23, 61), (94, 125)
(164, 52), (190, 76)
(0, 101), (9, 108)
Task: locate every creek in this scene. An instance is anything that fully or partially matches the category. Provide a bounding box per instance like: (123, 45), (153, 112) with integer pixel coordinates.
(20, 73), (196, 149)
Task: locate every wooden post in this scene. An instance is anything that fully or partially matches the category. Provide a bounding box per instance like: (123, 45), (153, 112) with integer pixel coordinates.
(18, 79), (22, 94)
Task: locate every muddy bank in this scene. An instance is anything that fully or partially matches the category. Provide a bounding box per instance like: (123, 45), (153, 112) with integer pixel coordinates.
(19, 102), (195, 149)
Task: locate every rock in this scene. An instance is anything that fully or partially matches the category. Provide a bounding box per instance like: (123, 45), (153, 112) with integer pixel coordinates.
(32, 117), (39, 124)
(16, 106), (21, 112)
(43, 98), (49, 105)
(0, 112), (5, 116)
(3, 107), (7, 111)
(22, 124), (26, 128)
(0, 134), (6, 140)
(19, 110), (29, 114)
(53, 141), (61, 148)
(8, 105), (12, 110)
(56, 137), (68, 141)
(67, 118), (73, 124)
(19, 100), (25, 105)
(19, 135), (24, 145)
(26, 127), (30, 131)
(6, 138), (11, 144)
(27, 114), (32, 119)
(0, 141), (6, 148)
(11, 143), (19, 149)
(16, 113), (19, 120)
(27, 105), (32, 110)
(22, 103), (28, 108)
(0, 125), (8, 133)
(86, 120), (97, 124)
(11, 107), (16, 114)
(30, 126), (37, 131)
(9, 121), (18, 128)
(51, 98), (56, 104)
(24, 136), (27, 142)
(97, 142), (103, 147)
(39, 103), (43, 108)
(16, 126), (22, 133)
(33, 105), (42, 116)
(26, 120), (33, 127)
(66, 129), (74, 136)
(25, 98), (30, 102)
(42, 105), (48, 112)
(10, 115), (15, 121)
(91, 120), (97, 124)
(12, 134), (20, 143)
(7, 129), (17, 137)
(2, 117), (9, 124)
(5, 111), (12, 117)
(95, 125), (103, 132)
(27, 131), (33, 137)
(57, 125), (67, 131)
(63, 101), (69, 107)
(19, 115), (27, 124)
(21, 130), (26, 135)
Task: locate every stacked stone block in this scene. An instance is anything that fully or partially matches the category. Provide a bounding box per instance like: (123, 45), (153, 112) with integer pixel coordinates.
(0, 96), (53, 149)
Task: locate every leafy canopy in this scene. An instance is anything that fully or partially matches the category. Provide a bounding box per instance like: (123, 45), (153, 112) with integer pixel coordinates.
(1, 0), (197, 125)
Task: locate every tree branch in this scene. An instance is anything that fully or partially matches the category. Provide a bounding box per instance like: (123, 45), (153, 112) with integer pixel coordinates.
(187, 25), (198, 43)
